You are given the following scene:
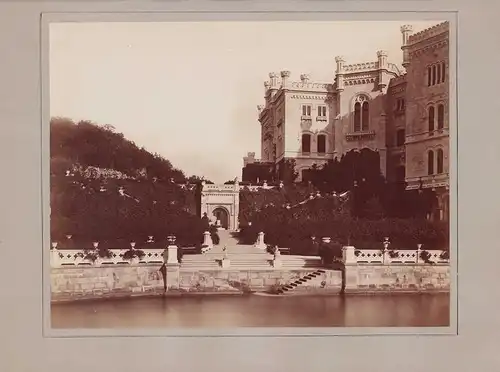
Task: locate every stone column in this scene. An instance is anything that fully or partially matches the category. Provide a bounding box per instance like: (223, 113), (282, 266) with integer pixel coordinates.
(254, 232), (266, 249)
(50, 242), (61, 268)
(342, 246), (357, 265)
(165, 262), (180, 290)
(342, 246), (358, 292)
(166, 244), (179, 265)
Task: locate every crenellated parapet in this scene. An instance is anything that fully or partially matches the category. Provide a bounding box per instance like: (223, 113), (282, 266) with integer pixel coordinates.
(337, 51), (402, 89)
(407, 21), (449, 45)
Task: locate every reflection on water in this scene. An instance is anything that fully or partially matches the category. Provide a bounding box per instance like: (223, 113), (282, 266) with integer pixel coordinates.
(51, 293), (450, 328)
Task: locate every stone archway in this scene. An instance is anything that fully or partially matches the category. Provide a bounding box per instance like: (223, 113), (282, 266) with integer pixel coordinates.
(200, 183), (240, 231)
(212, 207), (230, 229)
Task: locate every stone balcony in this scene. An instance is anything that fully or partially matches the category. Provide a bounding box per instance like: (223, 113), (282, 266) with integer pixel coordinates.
(345, 130), (376, 142)
(406, 173), (449, 190)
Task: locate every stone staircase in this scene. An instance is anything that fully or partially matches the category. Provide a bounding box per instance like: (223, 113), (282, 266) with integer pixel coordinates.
(275, 269), (326, 294)
(180, 229), (323, 271)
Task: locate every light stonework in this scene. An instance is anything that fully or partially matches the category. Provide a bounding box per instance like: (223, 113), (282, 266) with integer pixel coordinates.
(247, 22), (450, 221)
(200, 182), (240, 231)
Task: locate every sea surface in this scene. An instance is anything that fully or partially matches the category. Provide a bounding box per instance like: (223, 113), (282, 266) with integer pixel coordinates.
(51, 293), (450, 328)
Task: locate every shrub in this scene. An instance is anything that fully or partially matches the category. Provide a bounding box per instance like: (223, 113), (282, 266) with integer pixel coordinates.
(122, 249), (145, 260)
(440, 250), (450, 260)
(419, 250), (433, 264)
(83, 249), (98, 262)
(388, 250), (399, 259)
(238, 195), (449, 256)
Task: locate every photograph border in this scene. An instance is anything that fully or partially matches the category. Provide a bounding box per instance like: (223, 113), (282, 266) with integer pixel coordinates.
(41, 10), (458, 338)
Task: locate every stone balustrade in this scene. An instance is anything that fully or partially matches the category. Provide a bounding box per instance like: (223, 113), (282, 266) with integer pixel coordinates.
(50, 247), (167, 267)
(344, 246), (449, 265)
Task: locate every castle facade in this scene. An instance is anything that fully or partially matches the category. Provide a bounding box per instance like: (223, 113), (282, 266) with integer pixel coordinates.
(245, 22), (450, 221)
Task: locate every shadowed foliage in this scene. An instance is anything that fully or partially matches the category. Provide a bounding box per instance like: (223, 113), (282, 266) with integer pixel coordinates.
(50, 118), (209, 248)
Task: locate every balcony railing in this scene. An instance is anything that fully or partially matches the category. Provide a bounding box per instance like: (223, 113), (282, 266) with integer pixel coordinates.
(345, 130), (376, 141)
(406, 173), (449, 190)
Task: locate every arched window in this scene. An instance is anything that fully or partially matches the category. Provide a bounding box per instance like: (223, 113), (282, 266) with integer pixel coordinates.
(427, 66), (432, 86)
(361, 101), (369, 130)
(437, 64), (441, 83)
(437, 104), (445, 129)
(437, 149), (444, 174)
(353, 95), (369, 132)
(441, 62), (446, 83)
(428, 106), (435, 132)
(302, 133), (311, 153)
(428, 150), (435, 175)
(432, 65), (437, 85)
(317, 134), (326, 154)
(354, 102), (361, 132)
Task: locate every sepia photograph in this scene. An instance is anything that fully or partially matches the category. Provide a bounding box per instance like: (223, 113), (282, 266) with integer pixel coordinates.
(47, 19), (453, 330)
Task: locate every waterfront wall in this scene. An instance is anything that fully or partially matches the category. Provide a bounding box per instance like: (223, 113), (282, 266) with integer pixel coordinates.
(344, 264), (450, 292)
(50, 265), (341, 301)
(50, 263), (450, 302)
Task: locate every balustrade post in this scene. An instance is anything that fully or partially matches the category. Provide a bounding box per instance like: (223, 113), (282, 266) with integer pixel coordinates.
(50, 242), (61, 268)
(342, 245), (358, 292)
(273, 246), (282, 268)
(382, 237), (391, 265)
(416, 244), (422, 264)
(202, 231), (213, 253)
(254, 232), (266, 249)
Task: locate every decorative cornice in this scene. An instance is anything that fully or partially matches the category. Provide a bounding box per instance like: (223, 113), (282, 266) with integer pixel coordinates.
(344, 77), (377, 86)
(410, 38), (448, 58)
(344, 62), (378, 72)
(290, 94), (329, 100)
(289, 81), (333, 91)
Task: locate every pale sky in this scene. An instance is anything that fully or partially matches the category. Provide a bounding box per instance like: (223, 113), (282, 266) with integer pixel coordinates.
(50, 20), (439, 183)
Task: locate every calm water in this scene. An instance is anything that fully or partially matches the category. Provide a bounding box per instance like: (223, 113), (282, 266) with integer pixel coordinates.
(51, 293), (450, 328)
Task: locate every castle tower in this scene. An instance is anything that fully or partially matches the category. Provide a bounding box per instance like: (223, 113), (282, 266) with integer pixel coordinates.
(377, 50), (389, 90)
(280, 70), (291, 88)
(335, 56), (345, 92)
(400, 25), (414, 69)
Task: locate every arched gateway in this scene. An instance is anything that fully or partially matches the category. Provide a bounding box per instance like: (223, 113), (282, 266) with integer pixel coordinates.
(200, 181), (240, 231)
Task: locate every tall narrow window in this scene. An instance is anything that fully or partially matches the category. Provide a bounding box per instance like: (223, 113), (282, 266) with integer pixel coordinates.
(427, 66), (432, 86)
(428, 106), (435, 132)
(441, 62), (446, 83)
(354, 102), (361, 132)
(317, 134), (326, 154)
(437, 65), (441, 84)
(437, 104), (445, 129)
(396, 129), (405, 147)
(302, 133), (311, 153)
(428, 150), (435, 175)
(437, 149), (444, 174)
(361, 101), (369, 130)
(302, 105), (311, 116)
(432, 65), (437, 85)
(318, 106), (327, 117)
(396, 166), (406, 183)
